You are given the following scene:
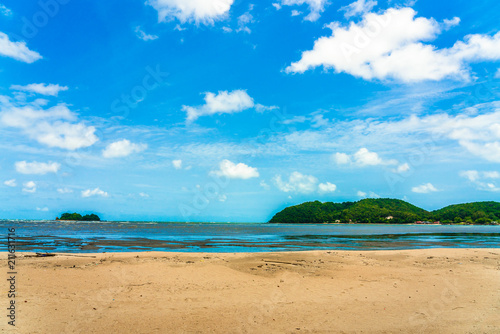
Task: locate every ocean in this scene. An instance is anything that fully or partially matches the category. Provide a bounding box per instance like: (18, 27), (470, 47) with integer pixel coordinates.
(2, 220), (500, 253)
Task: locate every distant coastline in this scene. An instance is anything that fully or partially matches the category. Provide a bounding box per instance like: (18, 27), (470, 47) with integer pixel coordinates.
(55, 212), (101, 221)
(269, 199), (500, 225)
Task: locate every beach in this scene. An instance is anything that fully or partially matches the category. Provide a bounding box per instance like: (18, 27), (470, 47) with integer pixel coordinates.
(2, 248), (499, 333)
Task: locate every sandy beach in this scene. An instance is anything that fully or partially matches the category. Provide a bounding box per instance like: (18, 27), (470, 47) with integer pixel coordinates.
(2, 248), (499, 333)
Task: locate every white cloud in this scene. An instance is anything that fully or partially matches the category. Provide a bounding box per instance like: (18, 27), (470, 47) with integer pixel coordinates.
(218, 194), (227, 202)
(236, 9), (254, 33)
(334, 148), (397, 167)
(272, 3), (282, 10)
(496, 68), (500, 79)
(394, 163), (410, 173)
(22, 181), (36, 193)
(354, 147), (385, 165)
(279, 0), (329, 21)
(172, 159), (183, 169)
(135, 26), (159, 41)
(57, 188), (73, 194)
(0, 97), (98, 150)
(0, 32), (42, 63)
(358, 190), (383, 198)
(102, 139), (147, 158)
(318, 182), (337, 194)
(442, 17), (460, 30)
(340, 0), (377, 18)
(4, 179), (16, 187)
(333, 152), (351, 165)
(10, 83), (68, 96)
(274, 171), (318, 193)
(81, 188), (109, 198)
(183, 90), (255, 122)
(36, 207), (49, 212)
(0, 4), (12, 16)
(274, 171), (336, 194)
(286, 7), (500, 82)
(291, 10), (301, 16)
(260, 180), (271, 190)
(460, 170), (500, 191)
(411, 183), (438, 193)
(139, 192), (150, 198)
(15, 161), (60, 175)
(210, 159), (259, 179)
(147, 0), (233, 25)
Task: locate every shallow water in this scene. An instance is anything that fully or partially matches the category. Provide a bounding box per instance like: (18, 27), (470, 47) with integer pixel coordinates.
(1, 220), (500, 253)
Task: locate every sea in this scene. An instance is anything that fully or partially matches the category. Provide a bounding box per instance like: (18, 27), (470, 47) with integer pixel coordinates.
(1, 220), (500, 253)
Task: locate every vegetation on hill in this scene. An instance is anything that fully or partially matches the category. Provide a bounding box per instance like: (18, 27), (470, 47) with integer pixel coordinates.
(269, 199), (499, 225)
(433, 201), (500, 224)
(56, 213), (101, 221)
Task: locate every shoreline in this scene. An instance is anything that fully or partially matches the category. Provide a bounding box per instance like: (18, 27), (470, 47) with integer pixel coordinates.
(2, 248), (499, 333)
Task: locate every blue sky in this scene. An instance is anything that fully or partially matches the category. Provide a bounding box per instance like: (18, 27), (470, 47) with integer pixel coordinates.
(0, 0), (499, 222)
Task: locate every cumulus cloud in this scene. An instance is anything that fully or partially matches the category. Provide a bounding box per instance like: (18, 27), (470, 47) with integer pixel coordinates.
(183, 90), (275, 122)
(334, 148), (397, 167)
(102, 139), (147, 158)
(15, 161), (60, 175)
(4, 179), (16, 187)
(210, 159), (259, 179)
(318, 182), (337, 194)
(172, 159), (183, 169)
(278, 0), (329, 21)
(460, 170), (500, 191)
(81, 188), (108, 198)
(147, 0), (233, 25)
(0, 97), (98, 150)
(393, 163), (410, 173)
(442, 17), (460, 30)
(22, 181), (36, 193)
(411, 183), (438, 193)
(274, 171), (336, 194)
(357, 190), (367, 197)
(286, 7), (500, 82)
(135, 26), (159, 41)
(10, 83), (68, 96)
(36, 207), (49, 212)
(340, 0), (377, 18)
(0, 32), (42, 63)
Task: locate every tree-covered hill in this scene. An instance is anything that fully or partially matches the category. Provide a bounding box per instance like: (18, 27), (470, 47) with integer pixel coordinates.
(56, 213), (101, 221)
(433, 201), (500, 224)
(269, 199), (499, 225)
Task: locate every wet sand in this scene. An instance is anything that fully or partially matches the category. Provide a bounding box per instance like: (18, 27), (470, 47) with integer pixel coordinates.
(2, 248), (499, 333)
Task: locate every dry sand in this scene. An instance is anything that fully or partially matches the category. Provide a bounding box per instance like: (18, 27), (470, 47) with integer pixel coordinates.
(2, 248), (499, 333)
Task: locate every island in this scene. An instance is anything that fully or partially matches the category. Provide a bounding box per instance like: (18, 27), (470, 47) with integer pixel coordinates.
(55, 212), (101, 221)
(269, 198), (500, 224)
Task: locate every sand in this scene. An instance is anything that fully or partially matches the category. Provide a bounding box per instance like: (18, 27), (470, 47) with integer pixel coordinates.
(2, 248), (499, 333)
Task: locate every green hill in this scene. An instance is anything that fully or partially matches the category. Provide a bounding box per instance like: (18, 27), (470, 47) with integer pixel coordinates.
(268, 199), (499, 225)
(56, 213), (101, 221)
(433, 201), (500, 224)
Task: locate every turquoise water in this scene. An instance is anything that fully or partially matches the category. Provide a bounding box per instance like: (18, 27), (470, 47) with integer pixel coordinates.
(1, 220), (500, 253)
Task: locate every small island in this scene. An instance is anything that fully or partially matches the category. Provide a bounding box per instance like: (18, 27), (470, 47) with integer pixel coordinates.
(269, 199), (500, 225)
(56, 212), (101, 221)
